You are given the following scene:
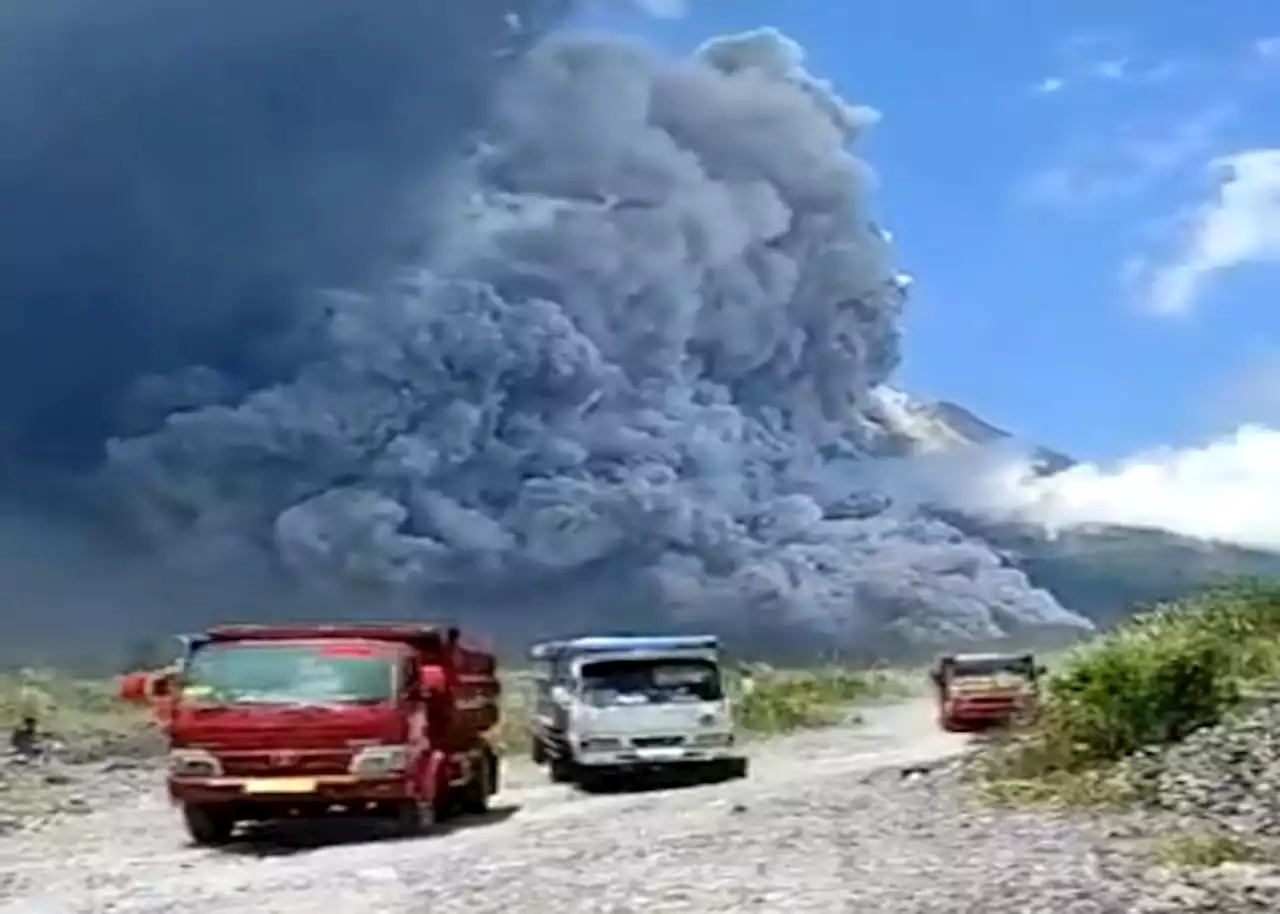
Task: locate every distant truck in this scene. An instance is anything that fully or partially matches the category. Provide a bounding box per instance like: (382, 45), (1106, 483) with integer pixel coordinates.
(526, 635), (748, 789)
(118, 623), (501, 846)
(930, 651), (1045, 733)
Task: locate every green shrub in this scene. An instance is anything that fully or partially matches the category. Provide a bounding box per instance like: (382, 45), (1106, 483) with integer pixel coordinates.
(0, 669), (152, 761)
(1046, 624), (1238, 763)
(734, 666), (875, 733)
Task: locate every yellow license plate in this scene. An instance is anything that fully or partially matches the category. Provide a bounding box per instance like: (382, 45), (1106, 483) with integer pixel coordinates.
(241, 777), (318, 795)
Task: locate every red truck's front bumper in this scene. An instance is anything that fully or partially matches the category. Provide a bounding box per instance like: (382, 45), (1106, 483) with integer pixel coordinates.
(941, 699), (1023, 731)
(168, 775), (411, 807)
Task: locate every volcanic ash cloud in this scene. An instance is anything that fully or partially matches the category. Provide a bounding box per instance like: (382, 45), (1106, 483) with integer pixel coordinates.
(83, 21), (1088, 643)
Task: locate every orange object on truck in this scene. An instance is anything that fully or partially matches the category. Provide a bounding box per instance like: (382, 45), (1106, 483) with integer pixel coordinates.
(929, 651), (1045, 733)
(117, 622), (500, 846)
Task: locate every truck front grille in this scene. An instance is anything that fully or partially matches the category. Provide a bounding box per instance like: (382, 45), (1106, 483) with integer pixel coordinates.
(631, 735), (685, 748)
(217, 750), (351, 777)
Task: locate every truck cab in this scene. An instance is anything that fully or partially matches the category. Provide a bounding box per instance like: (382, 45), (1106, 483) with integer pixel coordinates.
(527, 635), (748, 789)
(119, 623), (500, 846)
(930, 651), (1045, 733)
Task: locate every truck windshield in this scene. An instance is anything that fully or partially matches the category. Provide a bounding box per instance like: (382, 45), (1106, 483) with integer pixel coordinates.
(579, 658), (722, 705)
(951, 657), (1030, 679)
(182, 643), (396, 705)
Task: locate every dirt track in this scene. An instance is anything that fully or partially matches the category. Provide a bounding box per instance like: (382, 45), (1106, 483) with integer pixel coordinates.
(0, 700), (1152, 914)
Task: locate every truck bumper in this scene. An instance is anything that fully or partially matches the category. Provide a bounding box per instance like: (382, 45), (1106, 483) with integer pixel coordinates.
(577, 749), (748, 779)
(941, 703), (1022, 731)
(168, 775), (411, 808)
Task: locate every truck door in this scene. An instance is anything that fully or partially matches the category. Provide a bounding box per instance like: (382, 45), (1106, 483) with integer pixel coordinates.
(536, 657), (572, 741)
(403, 657), (429, 751)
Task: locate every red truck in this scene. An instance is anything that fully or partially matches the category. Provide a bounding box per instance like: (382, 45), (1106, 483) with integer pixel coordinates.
(929, 651), (1045, 733)
(118, 622), (501, 846)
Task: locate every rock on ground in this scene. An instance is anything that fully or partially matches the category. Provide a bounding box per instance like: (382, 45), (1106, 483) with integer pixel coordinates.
(1123, 701), (1280, 836)
(0, 698), (1270, 914)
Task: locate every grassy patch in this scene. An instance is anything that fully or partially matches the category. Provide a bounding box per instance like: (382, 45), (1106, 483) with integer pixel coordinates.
(1151, 832), (1280, 868)
(0, 669), (155, 763)
(973, 580), (1280, 808)
(733, 665), (908, 735)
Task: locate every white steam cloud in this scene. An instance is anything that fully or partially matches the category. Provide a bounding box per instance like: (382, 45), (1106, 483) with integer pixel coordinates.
(956, 426), (1280, 554)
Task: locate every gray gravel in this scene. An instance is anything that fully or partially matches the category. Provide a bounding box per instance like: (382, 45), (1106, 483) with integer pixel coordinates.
(0, 698), (1264, 914)
(1123, 701), (1280, 835)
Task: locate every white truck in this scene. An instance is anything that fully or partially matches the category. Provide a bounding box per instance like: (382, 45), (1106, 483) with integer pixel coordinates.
(527, 635), (749, 789)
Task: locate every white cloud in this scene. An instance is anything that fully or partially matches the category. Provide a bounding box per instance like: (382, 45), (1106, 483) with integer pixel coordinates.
(1018, 105), (1234, 211)
(1141, 148), (1280, 315)
(948, 427), (1280, 553)
(1257, 36), (1280, 58)
(1028, 51), (1181, 97)
(1033, 76), (1066, 95)
(632, 0), (687, 17)
(1090, 57), (1130, 81)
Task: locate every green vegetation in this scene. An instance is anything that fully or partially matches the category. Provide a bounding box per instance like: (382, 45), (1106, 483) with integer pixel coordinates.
(975, 580), (1280, 808)
(732, 665), (909, 734)
(1151, 832), (1280, 869)
(0, 668), (153, 762)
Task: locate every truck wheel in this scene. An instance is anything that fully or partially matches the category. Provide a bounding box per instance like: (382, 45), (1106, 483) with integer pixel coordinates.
(575, 768), (610, 793)
(548, 754), (577, 784)
(531, 738), (547, 766)
(182, 803), (235, 847)
(393, 800), (436, 837)
(727, 757), (748, 780)
(457, 752), (495, 816)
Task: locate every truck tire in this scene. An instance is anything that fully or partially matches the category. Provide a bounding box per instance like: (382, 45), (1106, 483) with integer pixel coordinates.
(531, 737), (547, 766)
(457, 751), (496, 816)
(182, 803), (235, 847)
(726, 757), (748, 780)
(575, 767), (611, 793)
(548, 753), (577, 784)
(393, 799), (437, 837)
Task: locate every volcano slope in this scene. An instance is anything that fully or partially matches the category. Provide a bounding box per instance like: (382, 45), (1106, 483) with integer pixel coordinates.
(0, 697), (1164, 914)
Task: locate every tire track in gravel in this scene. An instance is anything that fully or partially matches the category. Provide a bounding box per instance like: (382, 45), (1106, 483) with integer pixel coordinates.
(0, 699), (973, 914)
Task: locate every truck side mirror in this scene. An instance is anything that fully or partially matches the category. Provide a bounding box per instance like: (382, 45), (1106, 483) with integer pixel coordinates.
(149, 672), (175, 699)
(118, 671), (151, 704)
(550, 684), (570, 704)
(119, 670), (175, 703)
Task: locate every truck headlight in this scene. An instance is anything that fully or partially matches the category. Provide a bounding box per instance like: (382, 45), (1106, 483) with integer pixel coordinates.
(693, 732), (734, 747)
(349, 745), (409, 777)
(168, 749), (222, 777)
(578, 737), (622, 752)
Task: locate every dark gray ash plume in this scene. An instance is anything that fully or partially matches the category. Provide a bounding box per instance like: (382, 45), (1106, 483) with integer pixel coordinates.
(0, 0), (1091, 650)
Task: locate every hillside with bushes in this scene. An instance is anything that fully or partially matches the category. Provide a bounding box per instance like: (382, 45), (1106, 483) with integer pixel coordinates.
(976, 580), (1280, 894)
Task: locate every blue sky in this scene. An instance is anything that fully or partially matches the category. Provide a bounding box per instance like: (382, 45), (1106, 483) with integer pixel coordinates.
(576, 1), (1280, 461)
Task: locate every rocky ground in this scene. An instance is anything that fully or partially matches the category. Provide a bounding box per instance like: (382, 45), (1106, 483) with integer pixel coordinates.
(1101, 698), (1280, 912)
(1, 697), (1279, 913)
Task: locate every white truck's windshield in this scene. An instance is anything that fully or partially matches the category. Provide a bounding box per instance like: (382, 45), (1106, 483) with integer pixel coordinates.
(182, 642), (397, 705)
(579, 657), (722, 705)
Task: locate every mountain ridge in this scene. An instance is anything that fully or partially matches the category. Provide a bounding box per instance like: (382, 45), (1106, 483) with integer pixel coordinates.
(872, 386), (1280, 627)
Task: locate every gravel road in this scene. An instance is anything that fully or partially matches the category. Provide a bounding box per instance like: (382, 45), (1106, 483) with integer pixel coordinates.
(0, 699), (1162, 914)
